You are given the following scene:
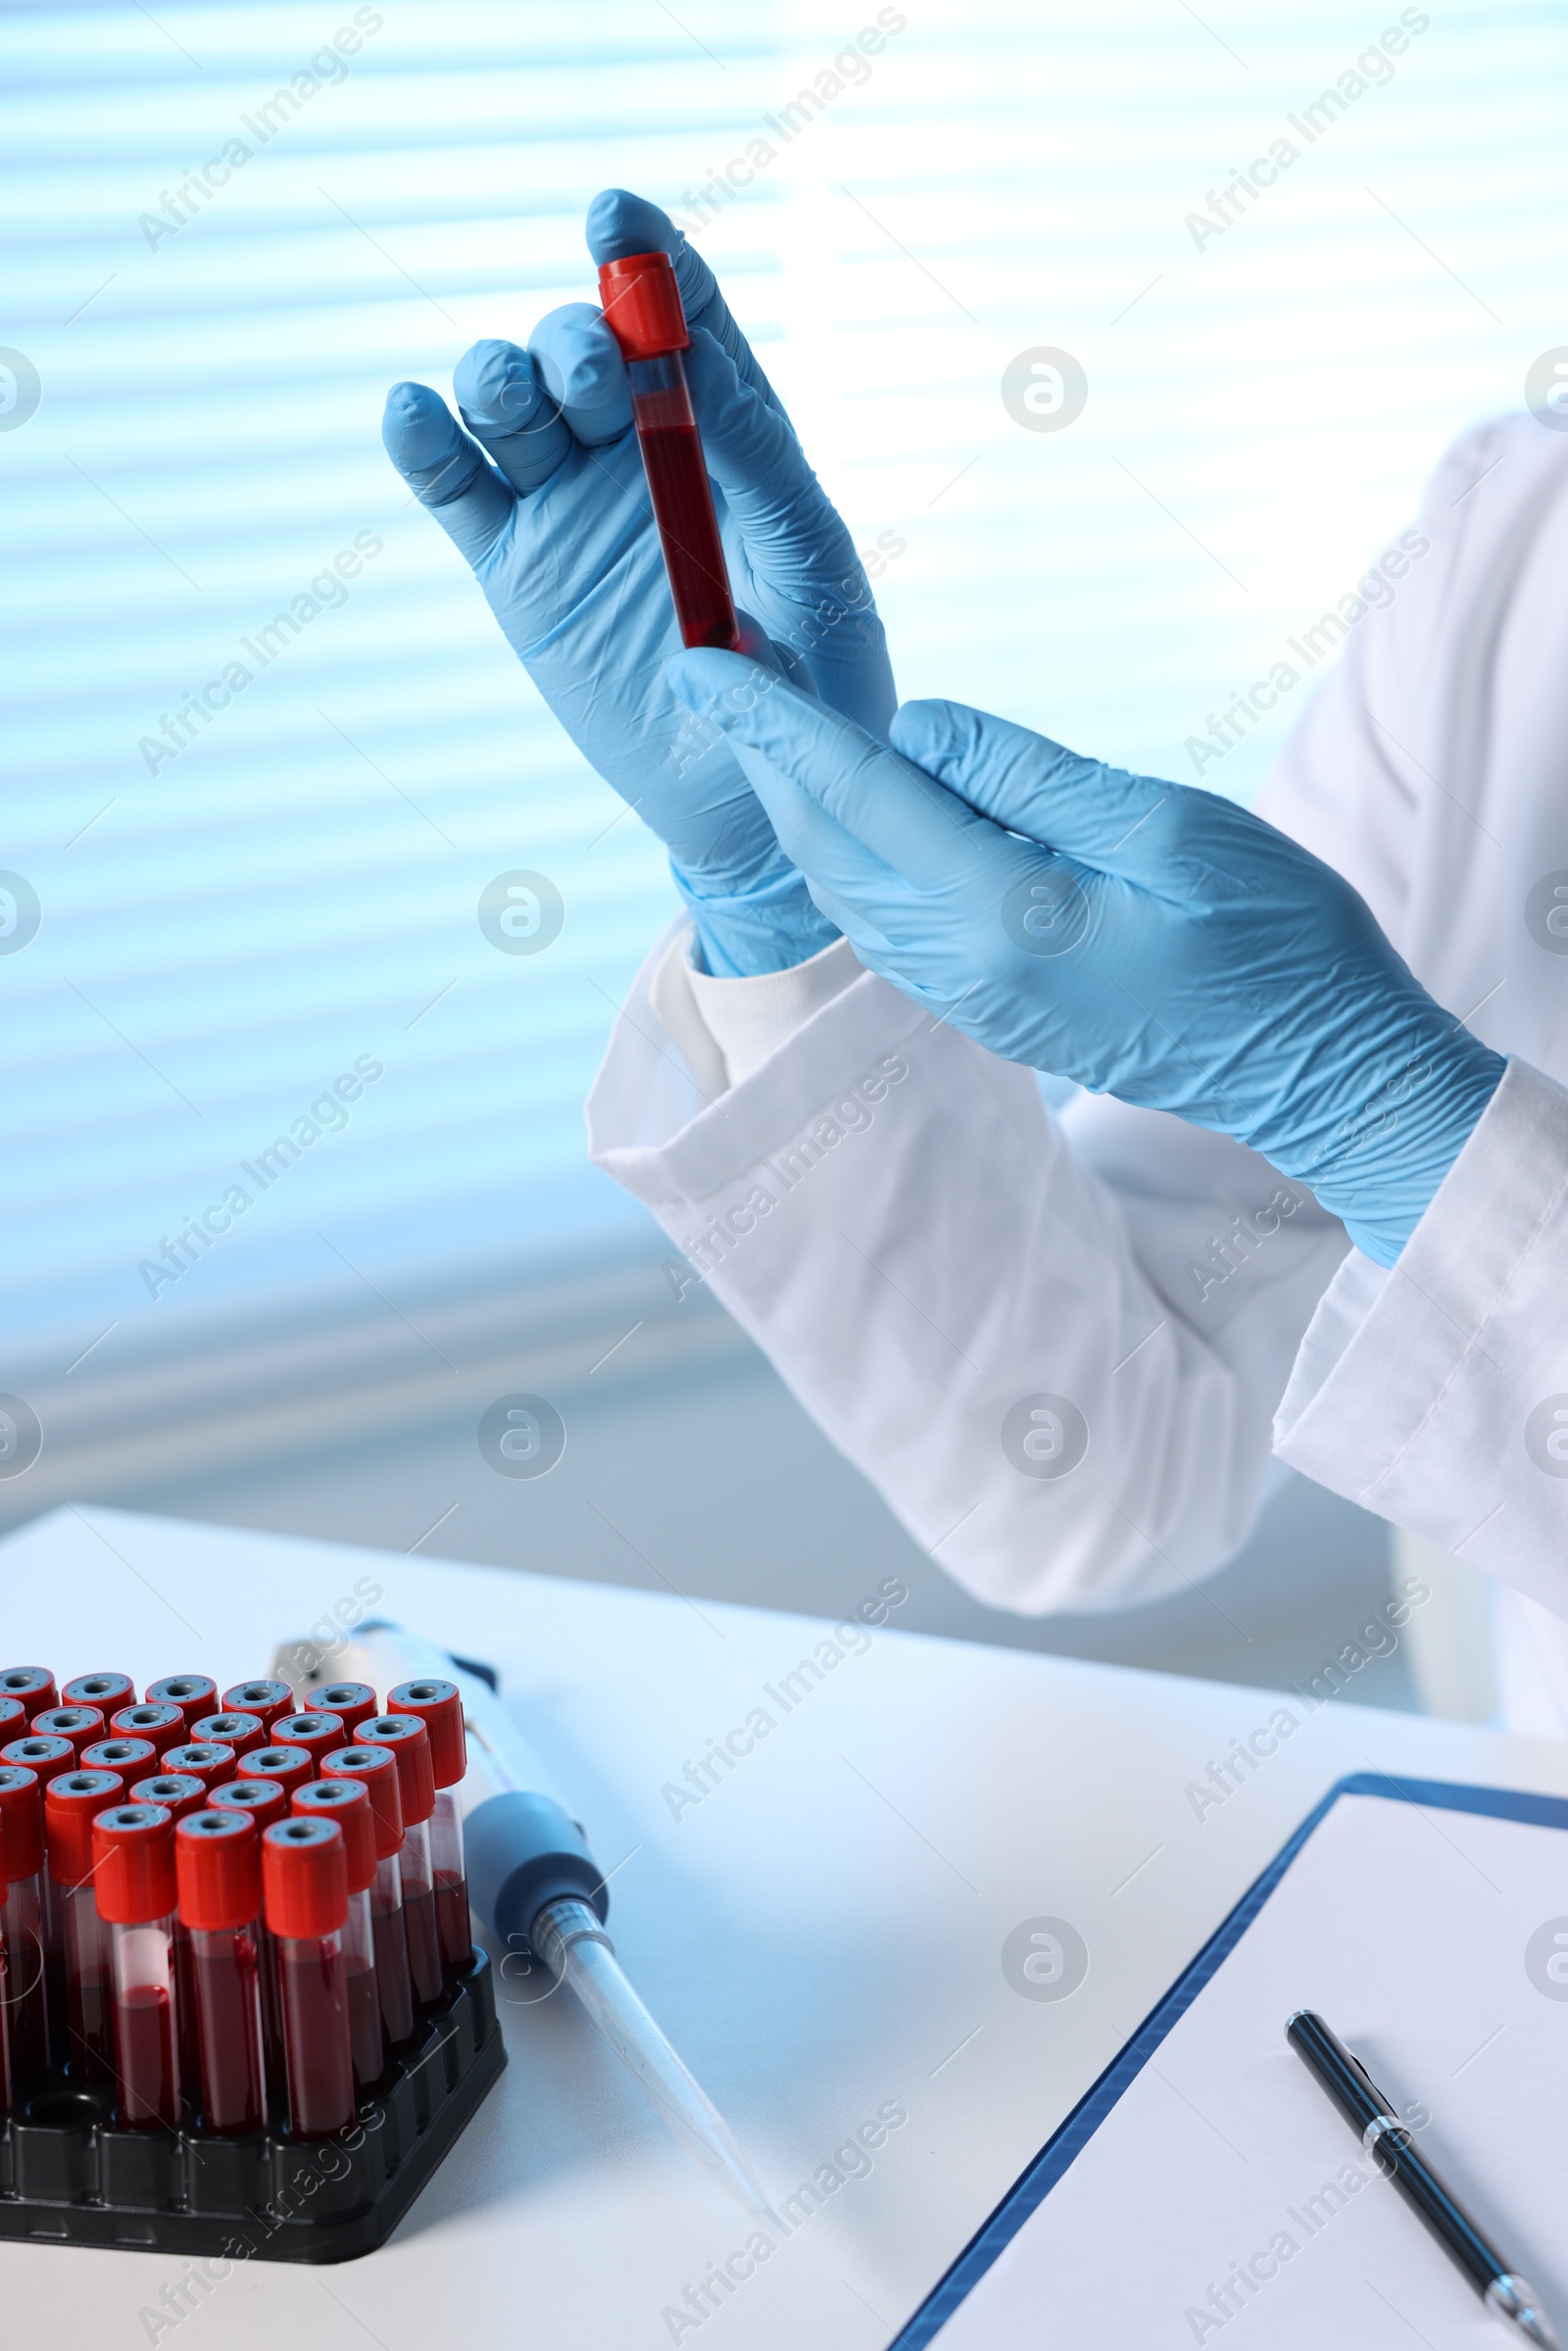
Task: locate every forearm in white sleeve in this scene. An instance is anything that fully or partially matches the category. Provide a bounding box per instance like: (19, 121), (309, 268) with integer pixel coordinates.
(588, 922), (1350, 1615)
(1275, 1057), (1568, 1620)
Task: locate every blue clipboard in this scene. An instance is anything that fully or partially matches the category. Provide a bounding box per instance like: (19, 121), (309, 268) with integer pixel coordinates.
(892, 1770), (1568, 2350)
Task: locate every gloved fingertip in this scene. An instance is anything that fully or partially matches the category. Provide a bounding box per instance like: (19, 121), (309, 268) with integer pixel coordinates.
(585, 187), (678, 265)
(381, 380), (460, 472)
(526, 304), (628, 424)
(453, 338), (547, 435)
(887, 697), (973, 768)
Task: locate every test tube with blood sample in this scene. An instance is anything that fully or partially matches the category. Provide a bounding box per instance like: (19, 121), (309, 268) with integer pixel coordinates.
(3, 1735), (77, 2059)
(320, 1745), (413, 2047)
(44, 1768), (123, 2081)
(387, 1679), (471, 1973)
(0, 1766), (51, 2087)
(175, 1809), (267, 2135)
(262, 1817), (356, 2138)
(207, 1781), (291, 2117)
(292, 1777), (383, 2088)
(92, 1802), (181, 2129)
(143, 1675), (217, 1732)
(220, 1682), (295, 1737)
(358, 1716), (441, 2005)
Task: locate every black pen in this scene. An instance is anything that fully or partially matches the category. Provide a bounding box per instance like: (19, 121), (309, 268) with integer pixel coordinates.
(1287, 2011), (1558, 2348)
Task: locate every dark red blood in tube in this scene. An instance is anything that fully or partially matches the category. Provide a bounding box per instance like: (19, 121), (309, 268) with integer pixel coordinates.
(177, 1810), (266, 2135)
(263, 1818), (355, 2137)
(93, 1803), (180, 2130)
(597, 250), (740, 653)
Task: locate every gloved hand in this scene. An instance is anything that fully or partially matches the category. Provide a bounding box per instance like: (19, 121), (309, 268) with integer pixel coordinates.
(380, 189), (894, 977)
(664, 655), (1505, 1266)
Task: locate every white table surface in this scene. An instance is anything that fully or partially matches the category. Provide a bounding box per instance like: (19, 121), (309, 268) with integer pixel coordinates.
(2, 1504), (1565, 2350)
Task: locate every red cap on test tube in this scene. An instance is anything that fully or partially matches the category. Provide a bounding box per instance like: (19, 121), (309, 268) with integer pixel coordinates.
(0, 1668), (57, 1720)
(144, 1674), (218, 1731)
(312, 1683), (378, 1739)
(45, 1768), (124, 1887)
(2, 1734), (76, 1788)
(189, 1712), (265, 1761)
(92, 1803), (176, 1925)
(208, 1779), (288, 1834)
(30, 1705), (105, 1756)
(358, 1717), (435, 1826)
(62, 1672), (134, 1713)
(79, 1737), (158, 1782)
(320, 1745), (403, 1858)
(271, 1712), (346, 1773)
(0, 1765), (43, 1877)
(263, 1815), (348, 1938)
(175, 1808), (261, 1933)
(597, 249), (689, 361)
(234, 1745), (314, 1800)
(110, 1702), (185, 1758)
(386, 1680), (466, 1789)
(0, 1696), (24, 1743)
(161, 1741), (237, 1791)
(220, 1681), (295, 1736)
(292, 1777), (375, 1892)
(128, 1771), (209, 1822)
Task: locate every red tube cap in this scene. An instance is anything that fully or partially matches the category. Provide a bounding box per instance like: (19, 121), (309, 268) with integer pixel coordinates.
(597, 249), (689, 362)
(128, 1772), (209, 1822)
(31, 1705), (105, 1756)
(312, 1682), (378, 1739)
(0, 1696), (24, 1742)
(79, 1737), (158, 1781)
(271, 1712), (345, 1772)
(190, 1712), (265, 1759)
(233, 1745), (315, 1798)
(358, 1716), (435, 1826)
(63, 1671), (134, 1712)
(0, 1765), (42, 1879)
(292, 1778), (375, 1892)
(144, 1674), (218, 1729)
(93, 1802), (175, 1925)
(0, 1668), (58, 1720)
(321, 1745), (403, 1858)
(176, 1807), (261, 1932)
(263, 1815), (347, 1939)
(209, 1779), (288, 1833)
(110, 1702), (185, 1757)
(387, 1680), (466, 1789)
(221, 1680), (295, 1735)
(161, 1741), (237, 1791)
(3, 1733), (76, 1788)
(45, 1768), (124, 1887)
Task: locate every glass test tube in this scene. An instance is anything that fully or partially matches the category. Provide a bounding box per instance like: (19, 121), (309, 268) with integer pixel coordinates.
(321, 1745), (413, 2046)
(208, 1782), (289, 2120)
(388, 1678), (471, 1973)
(4, 1735), (76, 2069)
(175, 1809), (266, 2135)
(0, 1765), (51, 2088)
(360, 1715), (441, 2005)
(263, 1816), (355, 2137)
(293, 1777), (384, 2088)
(597, 248), (740, 652)
(44, 1768), (124, 2081)
(92, 1802), (180, 2130)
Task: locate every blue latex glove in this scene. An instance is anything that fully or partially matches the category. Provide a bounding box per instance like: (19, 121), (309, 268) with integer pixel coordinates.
(665, 657), (1504, 1265)
(380, 189), (894, 977)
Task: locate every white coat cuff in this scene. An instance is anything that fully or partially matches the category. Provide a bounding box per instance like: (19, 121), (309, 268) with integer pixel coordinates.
(1274, 1057), (1568, 1600)
(676, 929), (863, 1090)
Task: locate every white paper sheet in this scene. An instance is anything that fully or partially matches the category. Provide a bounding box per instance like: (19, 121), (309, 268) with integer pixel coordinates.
(929, 1790), (1568, 2348)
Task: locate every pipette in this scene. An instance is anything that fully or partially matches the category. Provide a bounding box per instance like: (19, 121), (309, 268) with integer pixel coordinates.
(273, 1620), (772, 2222)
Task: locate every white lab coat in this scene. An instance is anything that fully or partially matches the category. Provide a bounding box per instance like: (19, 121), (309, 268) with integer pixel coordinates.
(586, 411), (1568, 1702)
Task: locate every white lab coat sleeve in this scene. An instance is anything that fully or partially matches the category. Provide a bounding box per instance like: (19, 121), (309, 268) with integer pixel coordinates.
(1274, 1056), (1568, 1621)
(586, 920), (1350, 1615)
